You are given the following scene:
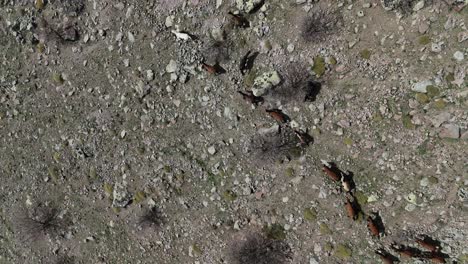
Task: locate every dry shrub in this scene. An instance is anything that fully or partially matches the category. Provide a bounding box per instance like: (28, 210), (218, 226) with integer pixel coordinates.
(15, 203), (69, 242)
(137, 207), (164, 230)
(269, 64), (321, 104)
(229, 232), (292, 264)
(300, 8), (342, 42)
(248, 126), (306, 165)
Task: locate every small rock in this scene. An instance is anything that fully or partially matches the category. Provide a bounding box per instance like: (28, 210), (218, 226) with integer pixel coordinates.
(439, 124), (460, 139)
(208, 146), (216, 155)
(405, 203), (416, 212)
(166, 60), (178, 73)
(411, 80), (432, 93)
(146, 70), (154, 81)
(418, 22), (429, 34)
(236, 0), (263, 13)
(357, 10), (365, 17)
(413, 0), (424, 11)
(296, 0), (306, 4)
(165, 16), (174, 27)
(431, 42), (442, 53)
(310, 257), (319, 264)
(211, 27), (225, 42)
(287, 44), (295, 53)
(453, 51), (464, 62)
(112, 182), (131, 208)
(127, 31), (135, 43)
(179, 72), (189, 83)
(458, 31), (468, 43)
(431, 112), (451, 128)
(420, 177), (429, 187)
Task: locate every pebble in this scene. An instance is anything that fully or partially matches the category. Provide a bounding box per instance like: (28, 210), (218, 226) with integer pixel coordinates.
(287, 44), (295, 53)
(411, 80), (432, 93)
(166, 60), (178, 73)
(453, 51), (464, 62)
(439, 124), (460, 139)
(282, 197), (289, 203)
(208, 146), (216, 155)
(357, 10), (364, 17)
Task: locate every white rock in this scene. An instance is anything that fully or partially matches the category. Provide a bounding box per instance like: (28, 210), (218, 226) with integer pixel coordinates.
(146, 70), (154, 81)
(216, 0), (223, 8)
(166, 60), (178, 73)
(413, 0), (424, 11)
(115, 32), (123, 42)
(406, 193), (417, 204)
(453, 51), (464, 62)
(171, 30), (191, 41)
(165, 16), (174, 27)
(208, 146), (216, 155)
(411, 80), (432, 93)
(431, 42), (442, 53)
(357, 10), (364, 17)
(287, 44), (295, 53)
(127, 31), (135, 43)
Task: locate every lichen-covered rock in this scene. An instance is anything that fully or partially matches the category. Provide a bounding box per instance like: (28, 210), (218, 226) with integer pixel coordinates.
(112, 182), (131, 208)
(236, 0), (263, 13)
(252, 70), (281, 96)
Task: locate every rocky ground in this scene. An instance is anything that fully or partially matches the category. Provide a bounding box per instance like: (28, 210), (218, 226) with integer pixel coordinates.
(0, 0), (467, 263)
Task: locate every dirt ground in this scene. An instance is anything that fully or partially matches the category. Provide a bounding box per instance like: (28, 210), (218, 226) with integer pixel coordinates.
(0, 0), (467, 263)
